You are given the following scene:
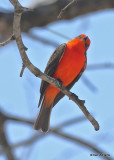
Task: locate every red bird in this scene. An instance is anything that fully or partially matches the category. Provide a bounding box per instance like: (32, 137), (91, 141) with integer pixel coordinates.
(34, 34), (90, 132)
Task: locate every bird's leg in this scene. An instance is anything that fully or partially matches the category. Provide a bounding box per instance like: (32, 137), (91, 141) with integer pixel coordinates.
(56, 78), (63, 85)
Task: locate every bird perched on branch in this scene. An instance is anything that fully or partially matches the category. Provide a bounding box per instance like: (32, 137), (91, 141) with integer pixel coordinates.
(34, 34), (90, 132)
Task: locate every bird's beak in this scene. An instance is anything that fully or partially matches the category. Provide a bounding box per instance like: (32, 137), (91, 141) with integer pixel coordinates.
(83, 36), (88, 42)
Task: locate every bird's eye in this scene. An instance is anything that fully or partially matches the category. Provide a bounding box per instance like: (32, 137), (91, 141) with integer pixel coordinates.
(83, 36), (88, 42)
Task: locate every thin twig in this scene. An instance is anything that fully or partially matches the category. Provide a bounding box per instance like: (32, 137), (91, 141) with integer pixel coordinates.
(44, 27), (71, 40)
(20, 64), (26, 77)
(0, 35), (15, 47)
(58, 0), (78, 19)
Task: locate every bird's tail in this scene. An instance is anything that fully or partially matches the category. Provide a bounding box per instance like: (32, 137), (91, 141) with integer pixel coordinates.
(34, 100), (52, 132)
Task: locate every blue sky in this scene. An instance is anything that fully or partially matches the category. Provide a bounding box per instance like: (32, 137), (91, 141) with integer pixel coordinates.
(0, 1), (114, 160)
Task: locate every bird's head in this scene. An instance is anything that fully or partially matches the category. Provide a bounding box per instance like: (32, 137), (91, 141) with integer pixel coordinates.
(78, 34), (90, 51)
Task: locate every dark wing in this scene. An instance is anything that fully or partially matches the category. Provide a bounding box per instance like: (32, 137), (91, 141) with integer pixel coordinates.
(53, 57), (87, 107)
(38, 43), (67, 107)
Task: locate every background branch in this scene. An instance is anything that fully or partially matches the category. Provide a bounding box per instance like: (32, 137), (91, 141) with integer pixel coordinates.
(57, 0), (78, 19)
(0, 110), (111, 160)
(0, 0), (114, 41)
(0, 34), (15, 46)
(0, 112), (15, 160)
(51, 130), (112, 160)
(87, 63), (114, 70)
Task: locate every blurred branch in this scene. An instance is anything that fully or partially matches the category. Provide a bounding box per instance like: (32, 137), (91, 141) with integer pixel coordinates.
(0, 110), (86, 153)
(1, 0), (114, 39)
(0, 110), (34, 125)
(87, 63), (114, 70)
(0, 110), (86, 128)
(1, 127), (112, 160)
(27, 31), (58, 47)
(0, 133), (43, 154)
(3, 0), (99, 131)
(81, 74), (97, 92)
(51, 130), (112, 160)
(0, 34), (15, 46)
(58, 0), (78, 19)
(0, 110), (111, 160)
(53, 115), (86, 130)
(0, 112), (15, 160)
(43, 27), (71, 40)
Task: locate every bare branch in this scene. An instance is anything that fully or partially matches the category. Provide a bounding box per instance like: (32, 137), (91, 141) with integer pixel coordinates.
(0, 112), (16, 160)
(0, 34), (15, 47)
(0, 133), (43, 154)
(0, 111), (86, 154)
(0, 111), (110, 159)
(27, 31), (58, 47)
(44, 27), (71, 40)
(51, 130), (112, 160)
(3, 0), (99, 131)
(58, 0), (78, 19)
(81, 75), (97, 92)
(87, 63), (114, 70)
(0, 110), (86, 128)
(52, 116), (86, 130)
(1, 0), (114, 39)
(1, 128), (112, 160)
(20, 64), (26, 77)
(0, 110), (34, 125)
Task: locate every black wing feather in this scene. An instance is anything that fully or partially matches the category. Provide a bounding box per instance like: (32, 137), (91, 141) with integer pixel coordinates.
(38, 43), (66, 107)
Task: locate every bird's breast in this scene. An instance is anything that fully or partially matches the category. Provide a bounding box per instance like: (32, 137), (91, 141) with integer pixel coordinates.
(53, 46), (86, 86)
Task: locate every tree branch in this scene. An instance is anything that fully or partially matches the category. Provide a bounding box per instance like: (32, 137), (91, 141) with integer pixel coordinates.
(51, 130), (112, 160)
(20, 64), (26, 77)
(0, 110), (86, 128)
(0, 112), (15, 160)
(58, 0), (78, 19)
(0, 111), (86, 153)
(1, 0), (114, 39)
(0, 34), (15, 46)
(0, 111), (111, 159)
(1, 129), (112, 160)
(0, 0), (99, 131)
(27, 31), (58, 47)
(87, 63), (114, 70)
